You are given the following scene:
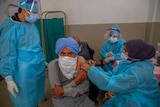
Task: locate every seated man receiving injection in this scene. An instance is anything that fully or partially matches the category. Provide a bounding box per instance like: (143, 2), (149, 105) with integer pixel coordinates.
(48, 37), (95, 107)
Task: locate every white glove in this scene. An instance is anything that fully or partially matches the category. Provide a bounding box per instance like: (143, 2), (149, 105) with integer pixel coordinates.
(5, 76), (19, 97)
(104, 56), (115, 63)
(106, 52), (114, 57)
(104, 57), (110, 63)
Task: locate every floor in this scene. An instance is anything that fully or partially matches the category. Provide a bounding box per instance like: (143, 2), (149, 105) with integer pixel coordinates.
(1, 73), (160, 107)
(0, 72), (104, 107)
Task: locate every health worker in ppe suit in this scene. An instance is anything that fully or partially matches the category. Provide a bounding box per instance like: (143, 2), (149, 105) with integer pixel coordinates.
(0, 0), (45, 107)
(48, 37), (95, 107)
(81, 39), (160, 107)
(100, 24), (125, 71)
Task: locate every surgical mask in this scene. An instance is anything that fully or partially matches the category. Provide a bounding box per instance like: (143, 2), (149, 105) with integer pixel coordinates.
(110, 37), (118, 43)
(121, 53), (129, 60)
(121, 53), (141, 64)
(120, 53), (133, 64)
(58, 56), (77, 79)
(25, 13), (38, 23)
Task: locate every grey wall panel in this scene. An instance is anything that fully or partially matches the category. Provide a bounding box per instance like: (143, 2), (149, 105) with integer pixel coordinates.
(68, 22), (160, 64)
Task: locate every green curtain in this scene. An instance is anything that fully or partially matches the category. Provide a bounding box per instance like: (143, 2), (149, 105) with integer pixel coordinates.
(35, 18), (65, 62)
(34, 19), (42, 42)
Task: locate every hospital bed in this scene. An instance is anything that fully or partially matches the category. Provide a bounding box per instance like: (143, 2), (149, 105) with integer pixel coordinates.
(40, 11), (67, 62)
(6, 4), (18, 17)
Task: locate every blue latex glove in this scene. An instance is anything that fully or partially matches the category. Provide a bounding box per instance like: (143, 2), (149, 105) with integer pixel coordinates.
(5, 75), (19, 97)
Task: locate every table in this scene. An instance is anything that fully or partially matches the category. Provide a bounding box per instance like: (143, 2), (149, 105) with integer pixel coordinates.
(149, 58), (160, 84)
(154, 66), (160, 84)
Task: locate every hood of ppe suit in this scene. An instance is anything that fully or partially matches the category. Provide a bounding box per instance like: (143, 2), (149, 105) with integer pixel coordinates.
(125, 39), (155, 60)
(55, 37), (79, 55)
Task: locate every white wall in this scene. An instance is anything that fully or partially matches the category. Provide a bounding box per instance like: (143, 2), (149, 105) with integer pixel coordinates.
(0, 0), (8, 23)
(1, 0), (159, 24)
(0, 0), (18, 23)
(41, 0), (160, 25)
(155, 0), (160, 22)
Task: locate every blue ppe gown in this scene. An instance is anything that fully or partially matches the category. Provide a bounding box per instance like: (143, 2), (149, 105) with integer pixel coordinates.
(88, 60), (160, 107)
(0, 18), (45, 107)
(100, 38), (125, 71)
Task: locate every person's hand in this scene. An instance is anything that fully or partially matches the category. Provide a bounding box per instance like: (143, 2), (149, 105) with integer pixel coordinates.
(74, 70), (87, 85)
(52, 84), (64, 98)
(104, 57), (110, 63)
(107, 52), (114, 57)
(6, 81), (18, 97)
(88, 59), (96, 66)
(81, 63), (91, 72)
(5, 75), (18, 97)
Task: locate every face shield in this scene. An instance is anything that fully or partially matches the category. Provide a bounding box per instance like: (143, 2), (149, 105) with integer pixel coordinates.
(104, 28), (120, 40)
(19, 0), (42, 23)
(19, 0), (41, 15)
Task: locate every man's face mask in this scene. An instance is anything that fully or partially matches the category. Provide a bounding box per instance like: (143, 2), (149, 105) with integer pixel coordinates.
(58, 56), (77, 79)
